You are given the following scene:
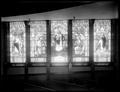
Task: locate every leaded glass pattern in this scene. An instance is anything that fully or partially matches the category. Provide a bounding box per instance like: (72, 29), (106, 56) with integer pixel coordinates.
(10, 22), (26, 63)
(72, 20), (89, 62)
(30, 21), (46, 62)
(51, 20), (68, 63)
(94, 20), (111, 62)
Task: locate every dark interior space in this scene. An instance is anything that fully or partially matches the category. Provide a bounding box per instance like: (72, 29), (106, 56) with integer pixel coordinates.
(1, 0), (120, 92)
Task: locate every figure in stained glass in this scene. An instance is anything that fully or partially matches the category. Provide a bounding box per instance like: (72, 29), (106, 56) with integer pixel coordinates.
(10, 22), (26, 63)
(72, 20), (89, 62)
(51, 20), (68, 62)
(30, 21), (46, 62)
(94, 20), (111, 62)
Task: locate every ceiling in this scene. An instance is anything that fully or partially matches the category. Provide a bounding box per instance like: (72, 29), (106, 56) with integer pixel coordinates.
(1, 0), (97, 17)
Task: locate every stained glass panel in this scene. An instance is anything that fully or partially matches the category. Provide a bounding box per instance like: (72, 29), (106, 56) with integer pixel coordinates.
(72, 20), (89, 62)
(51, 20), (68, 63)
(94, 20), (111, 62)
(10, 22), (26, 63)
(30, 21), (46, 62)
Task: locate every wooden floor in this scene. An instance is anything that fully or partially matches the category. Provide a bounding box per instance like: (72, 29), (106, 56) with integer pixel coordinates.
(1, 71), (118, 92)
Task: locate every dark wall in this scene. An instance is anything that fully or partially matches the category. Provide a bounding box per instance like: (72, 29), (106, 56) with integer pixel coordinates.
(1, 1), (118, 21)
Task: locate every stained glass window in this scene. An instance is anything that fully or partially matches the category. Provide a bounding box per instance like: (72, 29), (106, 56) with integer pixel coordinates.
(10, 22), (26, 63)
(94, 20), (111, 62)
(51, 20), (68, 63)
(30, 21), (47, 62)
(72, 20), (89, 62)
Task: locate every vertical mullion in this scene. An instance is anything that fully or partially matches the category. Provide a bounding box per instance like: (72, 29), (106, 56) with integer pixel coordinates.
(111, 19), (118, 81)
(1, 22), (4, 80)
(89, 19), (95, 79)
(68, 20), (72, 72)
(3, 22), (9, 80)
(6, 22), (10, 79)
(111, 19), (116, 65)
(116, 19), (119, 82)
(111, 19), (115, 81)
(25, 21), (30, 80)
(46, 20), (51, 80)
(7, 22), (10, 64)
